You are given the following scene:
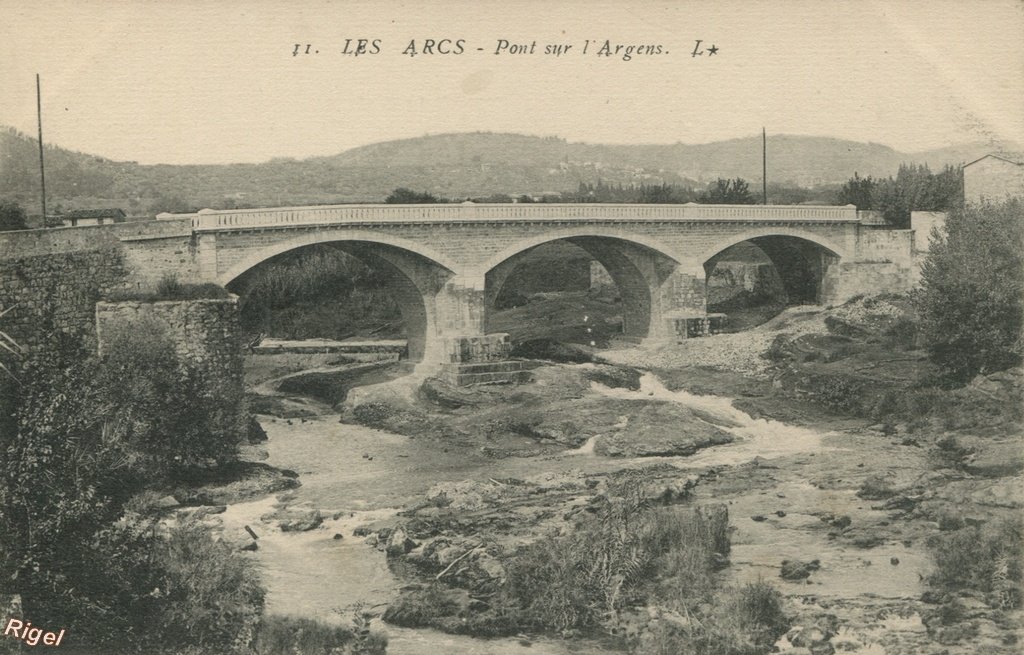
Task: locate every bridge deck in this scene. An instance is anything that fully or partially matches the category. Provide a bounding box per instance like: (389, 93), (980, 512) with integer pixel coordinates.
(165, 203), (864, 231)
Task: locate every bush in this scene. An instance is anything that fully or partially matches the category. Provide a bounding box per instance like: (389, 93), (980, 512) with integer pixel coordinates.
(109, 274), (231, 302)
(0, 336), (133, 605)
(916, 199), (1024, 382)
(255, 612), (386, 655)
(926, 518), (1023, 608)
(99, 318), (244, 478)
(0, 331), (259, 653)
(502, 488), (728, 632)
(0, 199), (29, 231)
(236, 245), (401, 340)
(123, 518), (264, 653)
(633, 582), (788, 655)
(351, 402), (398, 429)
(13, 513), (264, 654)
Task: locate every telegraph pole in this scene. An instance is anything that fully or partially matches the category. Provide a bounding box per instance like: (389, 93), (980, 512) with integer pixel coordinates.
(762, 127), (768, 205)
(36, 74), (47, 224)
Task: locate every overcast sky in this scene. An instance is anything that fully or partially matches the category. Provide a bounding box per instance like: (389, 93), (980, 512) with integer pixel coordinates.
(1, 0), (1021, 165)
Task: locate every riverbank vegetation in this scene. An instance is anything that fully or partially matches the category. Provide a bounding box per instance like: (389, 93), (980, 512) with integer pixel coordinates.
(382, 471), (788, 653)
(0, 324), (381, 653)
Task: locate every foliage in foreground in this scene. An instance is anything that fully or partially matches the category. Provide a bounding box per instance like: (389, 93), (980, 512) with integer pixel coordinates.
(502, 501), (727, 632)
(255, 612), (387, 655)
(99, 317), (246, 477)
(0, 331), (259, 653)
(926, 518), (1023, 610)
(386, 472), (784, 651)
(635, 582), (788, 655)
(916, 198), (1023, 382)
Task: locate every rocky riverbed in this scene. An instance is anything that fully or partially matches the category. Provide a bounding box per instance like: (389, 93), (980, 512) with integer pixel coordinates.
(182, 302), (1022, 654)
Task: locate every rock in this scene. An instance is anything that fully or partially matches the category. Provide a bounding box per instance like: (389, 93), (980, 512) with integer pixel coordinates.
(963, 441), (1024, 477)
(239, 540), (258, 552)
(591, 402), (734, 457)
(386, 527), (418, 556)
(247, 416), (268, 443)
(580, 364), (642, 390)
(780, 559), (821, 580)
(751, 456), (779, 469)
(849, 531), (885, 548)
(751, 515), (768, 522)
(810, 643), (835, 655)
(263, 508), (324, 532)
(828, 515), (852, 529)
(154, 495), (180, 509)
(419, 377), (491, 408)
(333, 533), (344, 540)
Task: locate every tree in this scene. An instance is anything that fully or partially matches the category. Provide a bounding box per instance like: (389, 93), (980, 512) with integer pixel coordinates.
(0, 200), (29, 231)
(837, 165), (965, 228)
(916, 198), (1024, 382)
(837, 173), (877, 209)
(385, 187), (443, 203)
(698, 178), (756, 204)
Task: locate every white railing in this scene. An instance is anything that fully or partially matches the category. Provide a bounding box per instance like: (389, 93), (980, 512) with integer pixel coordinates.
(176, 203), (861, 231)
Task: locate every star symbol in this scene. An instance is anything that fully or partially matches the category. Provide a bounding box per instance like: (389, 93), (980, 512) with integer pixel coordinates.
(707, 44), (719, 55)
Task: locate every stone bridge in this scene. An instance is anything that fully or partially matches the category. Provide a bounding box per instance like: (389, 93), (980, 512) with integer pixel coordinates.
(0, 203), (920, 383)
(147, 203), (917, 376)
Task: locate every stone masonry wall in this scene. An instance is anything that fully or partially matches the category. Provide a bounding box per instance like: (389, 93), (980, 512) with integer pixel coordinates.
(0, 245), (129, 352)
(95, 297), (246, 436)
(95, 297), (243, 381)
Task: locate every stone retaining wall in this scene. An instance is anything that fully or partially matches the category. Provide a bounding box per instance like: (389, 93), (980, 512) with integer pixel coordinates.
(95, 297), (243, 376)
(0, 245), (128, 352)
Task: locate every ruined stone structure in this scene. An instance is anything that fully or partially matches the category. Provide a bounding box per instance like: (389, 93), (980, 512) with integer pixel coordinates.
(1, 203), (921, 382)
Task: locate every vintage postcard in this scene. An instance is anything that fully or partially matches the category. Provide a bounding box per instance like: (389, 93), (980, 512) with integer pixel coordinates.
(0, 2), (1022, 654)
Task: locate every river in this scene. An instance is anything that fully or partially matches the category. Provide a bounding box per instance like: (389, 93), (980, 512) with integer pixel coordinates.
(221, 367), (929, 653)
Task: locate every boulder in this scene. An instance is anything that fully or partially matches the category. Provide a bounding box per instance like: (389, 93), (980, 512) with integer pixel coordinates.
(262, 508), (324, 532)
(780, 559), (821, 580)
(386, 527), (418, 556)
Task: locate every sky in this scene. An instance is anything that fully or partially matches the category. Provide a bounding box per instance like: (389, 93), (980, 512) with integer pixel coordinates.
(1, 0), (1022, 165)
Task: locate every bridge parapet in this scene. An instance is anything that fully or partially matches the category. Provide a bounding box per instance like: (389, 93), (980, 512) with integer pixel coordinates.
(175, 203), (862, 231)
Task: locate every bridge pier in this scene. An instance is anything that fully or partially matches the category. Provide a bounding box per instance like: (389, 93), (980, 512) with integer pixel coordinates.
(650, 266), (708, 342)
(426, 275), (532, 384)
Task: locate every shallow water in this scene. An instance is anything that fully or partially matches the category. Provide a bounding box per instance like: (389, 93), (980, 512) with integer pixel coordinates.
(591, 372), (831, 466)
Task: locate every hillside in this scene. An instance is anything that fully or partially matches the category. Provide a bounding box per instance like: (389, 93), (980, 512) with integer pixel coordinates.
(0, 127), (1012, 220)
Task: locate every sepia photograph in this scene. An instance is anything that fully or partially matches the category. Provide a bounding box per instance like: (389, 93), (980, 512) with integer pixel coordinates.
(0, 1), (1022, 653)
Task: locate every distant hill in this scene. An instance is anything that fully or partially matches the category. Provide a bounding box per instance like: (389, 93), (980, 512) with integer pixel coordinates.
(1, 127), (1015, 220)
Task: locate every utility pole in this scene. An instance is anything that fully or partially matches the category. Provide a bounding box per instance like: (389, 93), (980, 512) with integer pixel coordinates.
(762, 127), (768, 205)
(36, 74), (47, 224)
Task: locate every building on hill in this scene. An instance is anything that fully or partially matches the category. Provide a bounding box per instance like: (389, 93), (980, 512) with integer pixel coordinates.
(963, 153), (1024, 203)
(61, 208), (127, 227)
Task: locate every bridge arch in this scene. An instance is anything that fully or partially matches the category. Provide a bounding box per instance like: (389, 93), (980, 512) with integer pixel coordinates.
(217, 230), (459, 287)
(221, 235), (456, 363)
(482, 232), (684, 341)
(698, 228), (849, 265)
(478, 228), (687, 276)
(701, 230), (844, 307)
